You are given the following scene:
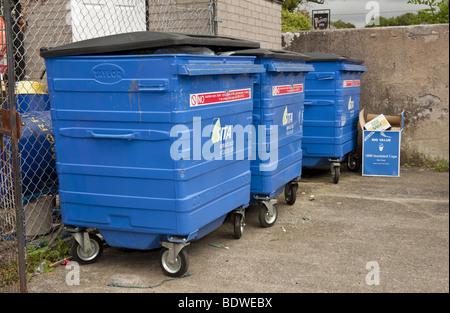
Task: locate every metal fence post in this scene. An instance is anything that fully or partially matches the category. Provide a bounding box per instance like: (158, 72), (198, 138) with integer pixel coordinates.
(2, 0), (27, 293)
(209, 0), (217, 36)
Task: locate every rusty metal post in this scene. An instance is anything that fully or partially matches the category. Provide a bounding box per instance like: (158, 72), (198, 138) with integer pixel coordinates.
(2, 0), (27, 293)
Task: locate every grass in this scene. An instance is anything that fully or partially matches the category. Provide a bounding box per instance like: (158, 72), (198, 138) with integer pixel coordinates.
(0, 236), (71, 291)
(434, 158), (449, 172)
(403, 158), (449, 172)
(26, 236), (71, 275)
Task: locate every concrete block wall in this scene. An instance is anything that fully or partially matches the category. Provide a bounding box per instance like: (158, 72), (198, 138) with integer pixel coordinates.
(21, 0), (283, 80)
(216, 0), (283, 50)
(282, 24), (450, 167)
(22, 0), (72, 81)
(147, 0), (211, 35)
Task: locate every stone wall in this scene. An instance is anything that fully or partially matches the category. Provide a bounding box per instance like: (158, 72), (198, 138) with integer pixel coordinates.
(283, 24), (450, 167)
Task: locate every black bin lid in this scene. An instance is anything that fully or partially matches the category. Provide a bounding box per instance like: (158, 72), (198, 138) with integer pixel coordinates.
(40, 31), (261, 58)
(231, 49), (311, 60)
(300, 52), (364, 64)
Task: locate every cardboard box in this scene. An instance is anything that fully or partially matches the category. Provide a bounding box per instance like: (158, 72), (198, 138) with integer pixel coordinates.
(359, 109), (405, 177)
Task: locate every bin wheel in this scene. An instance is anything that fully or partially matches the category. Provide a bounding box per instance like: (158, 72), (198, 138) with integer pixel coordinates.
(233, 213), (245, 239)
(332, 166), (340, 184)
(284, 183), (298, 206)
(258, 202), (278, 228)
(347, 153), (360, 172)
(159, 247), (189, 278)
(70, 233), (103, 265)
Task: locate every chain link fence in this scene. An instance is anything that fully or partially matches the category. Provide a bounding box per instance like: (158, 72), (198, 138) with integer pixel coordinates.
(1, 0), (214, 292)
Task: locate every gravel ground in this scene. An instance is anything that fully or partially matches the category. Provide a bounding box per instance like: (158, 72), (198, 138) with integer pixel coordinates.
(27, 166), (449, 294)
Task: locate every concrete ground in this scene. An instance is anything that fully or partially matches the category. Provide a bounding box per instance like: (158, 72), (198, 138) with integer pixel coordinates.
(27, 166), (449, 293)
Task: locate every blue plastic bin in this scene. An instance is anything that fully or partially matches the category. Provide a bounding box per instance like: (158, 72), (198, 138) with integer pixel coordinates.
(41, 32), (264, 277)
(232, 49), (314, 227)
(2, 82), (58, 240)
(2, 81), (57, 200)
(302, 53), (367, 183)
(1, 111), (57, 197)
(15, 81), (51, 113)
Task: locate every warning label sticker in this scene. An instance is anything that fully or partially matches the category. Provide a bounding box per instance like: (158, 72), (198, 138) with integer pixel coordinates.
(272, 84), (304, 96)
(190, 88), (251, 107)
(343, 80), (361, 88)
(344, 80), (354, 88)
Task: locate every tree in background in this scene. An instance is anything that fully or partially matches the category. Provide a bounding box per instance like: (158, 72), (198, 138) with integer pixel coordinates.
(365, 12), (421, 27)
(282, 0), (325, 13)
(282, 9), (312, 31)
(407, 0), (449, 24)
(283, 0), (303, 13)
(330, 19), (356, 29)
(365, 0), (448, 27)
(282, 0), (325, 31)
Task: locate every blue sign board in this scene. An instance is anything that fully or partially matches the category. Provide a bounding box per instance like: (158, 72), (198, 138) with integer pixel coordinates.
(362, 130), (402, 177)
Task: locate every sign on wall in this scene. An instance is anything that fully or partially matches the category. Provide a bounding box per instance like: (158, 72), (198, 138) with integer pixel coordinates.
(312, 10), (330, 30)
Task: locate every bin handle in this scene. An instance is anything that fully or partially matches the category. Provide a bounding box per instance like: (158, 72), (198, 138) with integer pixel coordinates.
(177, 64), (265, 76)
(53, 78), (169, 93)
(304, 100), (334, 106)
(308, 72), (335, 80)
(339, 64), (368, 72)
(136, 81), (168, 93)
(318, 75), (335, 80)
(266, 63), (315, 73)
(60, 128), (170, 141)
(89, 131), (136, 140)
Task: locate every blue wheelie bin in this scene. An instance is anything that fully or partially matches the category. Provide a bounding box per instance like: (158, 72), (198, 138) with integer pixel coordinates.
(40, 32), (264, 277)
(2, 82), (57, 198)
(231, 49), (314, 227)
(302, 53), (367, 184)
(15, 81), (51, 113)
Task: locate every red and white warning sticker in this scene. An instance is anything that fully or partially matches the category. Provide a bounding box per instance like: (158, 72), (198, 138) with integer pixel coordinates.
(190, 88), (251, 107)
(343, 80), (354, 88)
(343, 80), (361, 88)
(272, 84), (304, 96)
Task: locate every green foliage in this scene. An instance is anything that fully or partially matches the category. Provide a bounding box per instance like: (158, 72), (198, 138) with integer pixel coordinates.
(431, 0), (449, 23)
(282, 0), (325, 13)
(282, 0), (303, 13)
(365, 12), (422, 27)
(282, 8), (313, 32)
(0, 236), (71, 289)
(26, 236), (71, 274)
(435, 159), (449, 172)
(366, 0), (448, 27)
(408, 0), (441, 13)
(0, 261), (20, 291)
(408, 0), (449, 24)
(330, 19), (356, 29)
(438, 0), (450, 20)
